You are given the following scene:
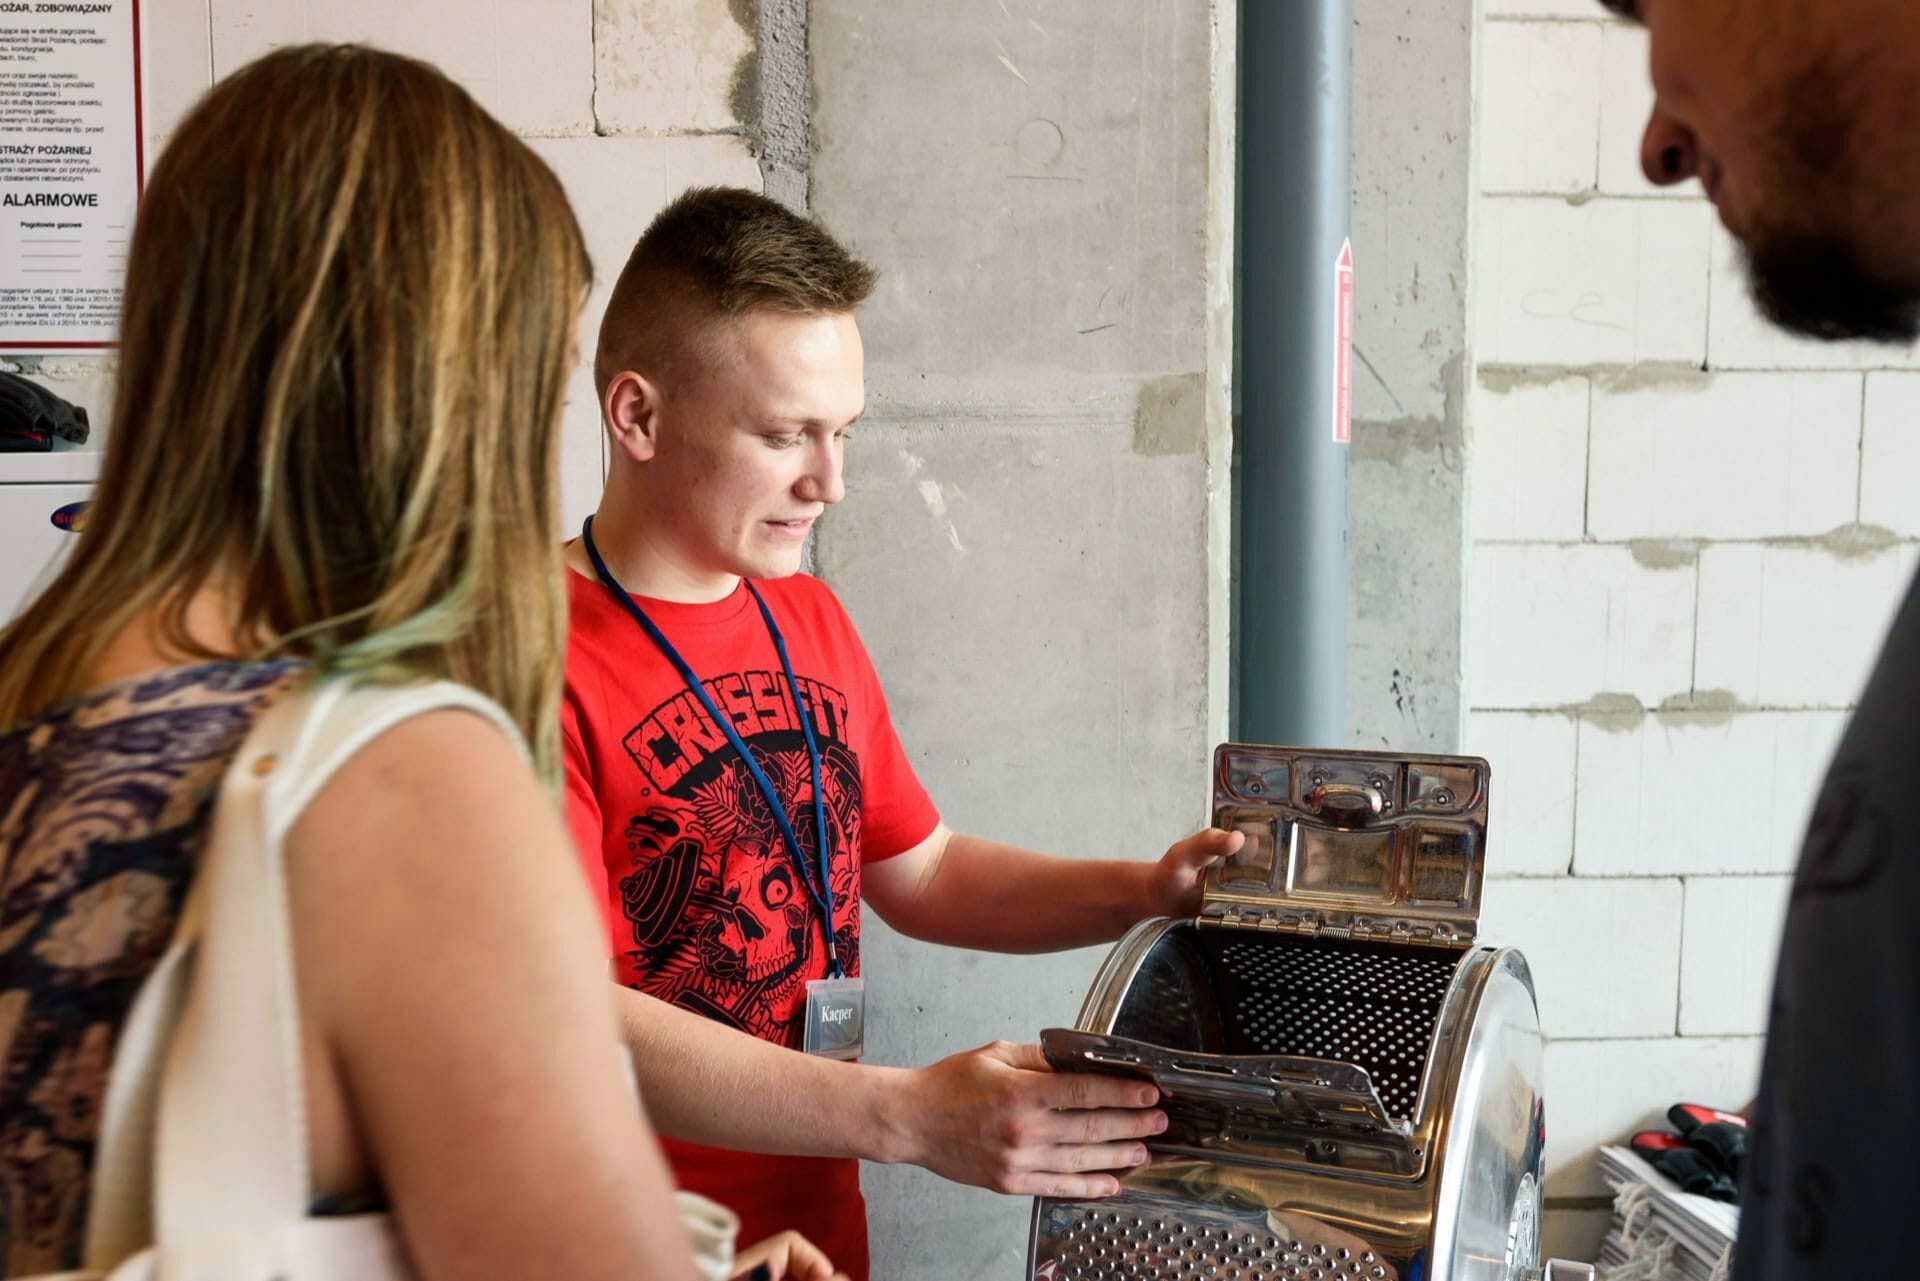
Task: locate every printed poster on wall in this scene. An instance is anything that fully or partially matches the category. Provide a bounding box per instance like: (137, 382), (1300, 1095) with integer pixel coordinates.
(0, 0), (142, 351)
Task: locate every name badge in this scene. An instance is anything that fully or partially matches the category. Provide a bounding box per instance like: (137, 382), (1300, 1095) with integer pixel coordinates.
(803, 975), (866, 1060)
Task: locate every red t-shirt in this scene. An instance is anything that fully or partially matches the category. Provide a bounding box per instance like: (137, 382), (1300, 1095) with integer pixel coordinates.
(561, 565), (939, 1277)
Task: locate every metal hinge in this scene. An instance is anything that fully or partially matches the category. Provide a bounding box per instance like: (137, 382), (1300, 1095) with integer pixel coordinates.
(1208, 906), (1473, 949)
(1211, 907), (1344, 939)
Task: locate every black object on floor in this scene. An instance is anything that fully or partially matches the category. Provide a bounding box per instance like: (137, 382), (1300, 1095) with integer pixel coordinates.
(1668, 1101), (1749, 1188)
(1631, 1129), (1738, 1202)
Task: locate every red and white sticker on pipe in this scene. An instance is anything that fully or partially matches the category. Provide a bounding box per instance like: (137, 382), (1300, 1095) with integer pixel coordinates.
(1332, 238), (1353, 444)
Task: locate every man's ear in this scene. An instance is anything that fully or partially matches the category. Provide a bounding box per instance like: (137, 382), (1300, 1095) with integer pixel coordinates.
(604, 369), (665, 464)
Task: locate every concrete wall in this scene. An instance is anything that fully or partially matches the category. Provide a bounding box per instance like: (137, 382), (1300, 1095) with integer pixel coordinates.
(1465, 0), (1919, 1258)
(1346, 0), (1476, 755)
(805, 3), (1235, 1272)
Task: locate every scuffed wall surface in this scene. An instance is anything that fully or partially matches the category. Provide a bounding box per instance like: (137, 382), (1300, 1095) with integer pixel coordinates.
(807, 2), (1231, 1272)
(1346, 0), (1475, 755)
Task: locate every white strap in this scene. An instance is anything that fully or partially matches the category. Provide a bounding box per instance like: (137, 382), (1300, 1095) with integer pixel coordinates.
(81, 676), (526, 1261)
(675, 1193), (739, 1281)
(81, 883), (203, 1267)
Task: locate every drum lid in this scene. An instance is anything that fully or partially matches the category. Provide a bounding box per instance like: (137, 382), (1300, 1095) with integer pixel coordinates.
(1205, 744), (1490, 948)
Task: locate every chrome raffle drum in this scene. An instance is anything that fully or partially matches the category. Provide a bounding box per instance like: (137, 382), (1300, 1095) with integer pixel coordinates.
(1028, 746), (1594, 1281)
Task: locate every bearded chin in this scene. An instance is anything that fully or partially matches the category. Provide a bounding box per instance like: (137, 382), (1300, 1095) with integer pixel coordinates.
(1742, 230), (1920, 345)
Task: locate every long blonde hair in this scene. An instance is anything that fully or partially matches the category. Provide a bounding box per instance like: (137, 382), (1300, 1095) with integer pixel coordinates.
(0, 44), (589, 780)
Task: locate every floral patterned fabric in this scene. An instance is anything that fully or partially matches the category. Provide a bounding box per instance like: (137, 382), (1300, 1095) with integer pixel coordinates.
(0, 660), (301, 1275)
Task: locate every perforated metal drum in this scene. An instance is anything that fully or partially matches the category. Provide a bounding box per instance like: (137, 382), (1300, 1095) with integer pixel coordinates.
(1026, 745), (1593, 1281)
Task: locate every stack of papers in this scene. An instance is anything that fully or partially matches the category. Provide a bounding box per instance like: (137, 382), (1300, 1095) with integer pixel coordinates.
(1594, 1145), (1740, 1281)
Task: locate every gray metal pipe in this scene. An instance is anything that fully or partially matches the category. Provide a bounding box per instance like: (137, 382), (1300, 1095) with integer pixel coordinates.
(1232, 0), (1352, 746)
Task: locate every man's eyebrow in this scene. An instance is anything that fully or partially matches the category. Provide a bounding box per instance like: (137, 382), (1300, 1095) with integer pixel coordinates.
(764, 408), (867, 429)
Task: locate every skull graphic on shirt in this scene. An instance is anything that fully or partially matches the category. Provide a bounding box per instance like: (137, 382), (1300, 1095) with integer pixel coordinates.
(614, 736), (864, 1045)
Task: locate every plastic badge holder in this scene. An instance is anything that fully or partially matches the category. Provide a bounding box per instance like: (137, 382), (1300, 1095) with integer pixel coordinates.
(802, 975), (865, 1060)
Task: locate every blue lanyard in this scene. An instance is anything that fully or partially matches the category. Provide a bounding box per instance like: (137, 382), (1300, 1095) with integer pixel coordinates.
(580, 517), (842, 978)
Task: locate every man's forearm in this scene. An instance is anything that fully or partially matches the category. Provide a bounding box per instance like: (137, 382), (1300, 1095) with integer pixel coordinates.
(616, 982), (1173, 1202)
(614, 985), (915, 1162)
(878, 832), (1158, 953)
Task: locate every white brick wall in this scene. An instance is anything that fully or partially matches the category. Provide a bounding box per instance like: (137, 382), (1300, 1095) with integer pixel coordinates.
(211, 1), (597, 135)
(1862, 374), (1920, 534)
(1694, 543), (1918, 707)
(1468, 542), (1695, 708)
(1473, 197), (1711, 367)
(1477, 23), (1600, 195)
(593, 0), (753, 134)
(1469, 7), (1920, 1222)
(561, 364), (608, 535)
(1481, 876), (1683, 1039)
(1466, 712), (1577, 875)
(1679, 877), (1792, 1036)
(141, 0), (214, 153)
(1572, 710), (1848, 876)
(1468, 376), (1590, 543)
(1586, 372), (1862, 541)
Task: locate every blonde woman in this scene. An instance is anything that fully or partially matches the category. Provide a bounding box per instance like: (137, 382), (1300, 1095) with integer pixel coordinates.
(0, 44), (838, 1281)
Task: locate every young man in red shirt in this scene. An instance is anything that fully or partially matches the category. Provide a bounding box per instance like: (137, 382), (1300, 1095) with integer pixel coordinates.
(562, 186), (1244, 1277)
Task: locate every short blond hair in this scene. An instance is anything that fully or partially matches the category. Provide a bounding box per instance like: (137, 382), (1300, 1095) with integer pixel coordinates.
(594, 186), (876, 394)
